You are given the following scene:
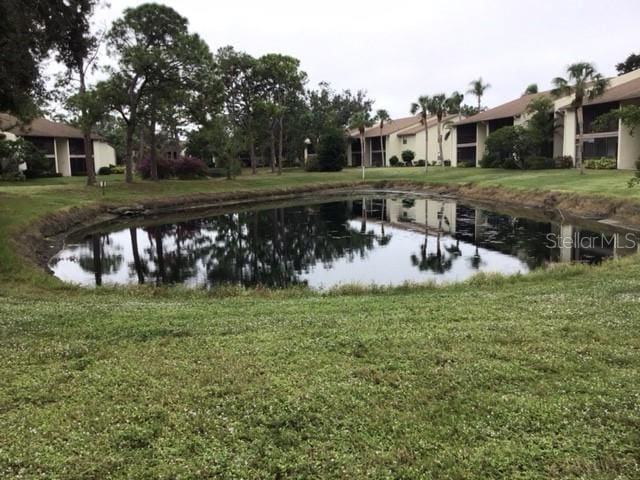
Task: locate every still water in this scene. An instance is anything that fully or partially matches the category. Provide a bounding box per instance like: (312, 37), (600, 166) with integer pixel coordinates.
(50, 195), (639, 289)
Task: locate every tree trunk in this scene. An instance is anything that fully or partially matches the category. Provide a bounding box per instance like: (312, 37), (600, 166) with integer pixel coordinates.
(360, 134), (366, 180)
(424, 116), (429, 174)
(149, 102), (158, 181)
(249, 136), (257, 175)
(138, 130), (145, 164)
(380, 133), (385, 167)
(577, 105), (585, 175)
(277, 116), (283, 175)
(83, 131), (96, 184)
(124, 122), (135, 183)
(437, 118), (444, 165)
(79, 72), (96, 186)
(270, 127), (276, 173)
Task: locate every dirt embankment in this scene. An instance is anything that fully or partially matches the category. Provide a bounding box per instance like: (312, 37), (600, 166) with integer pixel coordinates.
(17, 181), (640, 273)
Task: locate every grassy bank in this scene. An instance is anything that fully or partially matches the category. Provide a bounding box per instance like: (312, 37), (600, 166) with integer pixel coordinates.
(1, 167), (640, 478)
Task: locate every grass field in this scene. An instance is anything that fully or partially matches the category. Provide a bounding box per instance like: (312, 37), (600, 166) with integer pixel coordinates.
(1, 167), (640, 478)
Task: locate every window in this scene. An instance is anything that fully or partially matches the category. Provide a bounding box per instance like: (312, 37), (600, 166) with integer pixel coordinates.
(583, 137), (618, 159)
(403, 138), (407, 145)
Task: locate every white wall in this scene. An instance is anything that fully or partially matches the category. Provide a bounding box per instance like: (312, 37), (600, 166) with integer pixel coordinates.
(561, 110), (577, 162)
(93, 141), (116, 171)
(55, 138), (71, 176)
(475, 123), (488, 166)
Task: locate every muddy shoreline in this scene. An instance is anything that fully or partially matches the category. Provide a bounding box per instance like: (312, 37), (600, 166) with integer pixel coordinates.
(16, 180), (640, 274)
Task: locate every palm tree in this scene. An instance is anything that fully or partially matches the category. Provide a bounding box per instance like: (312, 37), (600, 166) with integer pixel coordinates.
(410, 96), (430, 174)
(467, 77), (491, 111)
(375, 109), (391, 167)
(445, 91), (464, 118)
(426, 94), (448, 165)
(348, 111), (374, 180)
(552, 62), (609, 175)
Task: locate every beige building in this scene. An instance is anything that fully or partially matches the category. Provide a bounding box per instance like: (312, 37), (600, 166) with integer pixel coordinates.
(451, 68), (640, 169)
(0, 113), (116, 176)
(348, 114), (460, 167)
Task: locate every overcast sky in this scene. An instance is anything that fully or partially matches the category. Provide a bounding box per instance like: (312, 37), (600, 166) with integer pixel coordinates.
(95, 0), (640, 118)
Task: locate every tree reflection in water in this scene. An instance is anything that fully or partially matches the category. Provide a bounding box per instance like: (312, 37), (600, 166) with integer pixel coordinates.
(51, 196), (630, 288)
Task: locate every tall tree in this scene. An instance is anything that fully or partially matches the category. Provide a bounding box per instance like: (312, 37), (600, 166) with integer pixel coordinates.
(410, 96), (430, 174)
(104, 4), (215, 182)
(256, 54), (307, 175)
(616, 53), (640, 75)
(426, 94), (448, 165)
(348, 111), (374, 180)
(375, 109), (391, 166)
(523, 83), (539, 95)
(0, 0), (67, 119)
(56, 0), (100, 185)
(552, 62), (608, 174)
(216, 46), (261, 174)
(467, 77), (491, 111)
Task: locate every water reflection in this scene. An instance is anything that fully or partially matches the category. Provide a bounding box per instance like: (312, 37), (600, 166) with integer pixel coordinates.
(50, 196), (639, 289)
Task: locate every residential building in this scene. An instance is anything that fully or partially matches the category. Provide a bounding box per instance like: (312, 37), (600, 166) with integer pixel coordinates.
(451, 68), (640, 169)
(555, 68), (640, 170)
(0, 113), (116, 176)
(348, 114), (460, 167)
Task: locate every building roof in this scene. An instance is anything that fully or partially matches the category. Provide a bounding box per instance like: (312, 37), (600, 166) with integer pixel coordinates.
(454, 92), (549, 126)
(0, 113), (103, 140)
(350, 115), (422, 138)
(580, 76), (640, 107)
(397, 114), (459, 136)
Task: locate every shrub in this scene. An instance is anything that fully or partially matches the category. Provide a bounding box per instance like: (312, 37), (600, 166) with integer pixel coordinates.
(554, 156), (574, 169)
(315, 127), (346, 171)
(109, 164), (125, 174)
(416, 159), (426, 167)
(481, 126), (534, 169)
(137, 156), (208, 179)
(216, 156), (242, 178)
(137, 156), (174, 179)
(523, 156), (554, 170)
(401, 149), (415, 166)
(174, 156), (208, 179)
(98, 166), (112, 175)
(444, 160), (451, 167)
(389, 155), (399, 167)
(584, 157), (616, 170)
(304, 156), (321, 172)
(1, 137), (54, 180)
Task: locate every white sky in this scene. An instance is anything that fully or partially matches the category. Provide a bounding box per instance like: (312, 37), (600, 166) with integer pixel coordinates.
(94, 0), (640, 118)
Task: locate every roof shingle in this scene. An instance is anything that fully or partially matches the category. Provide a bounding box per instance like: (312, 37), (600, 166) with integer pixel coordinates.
(0, 113), (102, 140)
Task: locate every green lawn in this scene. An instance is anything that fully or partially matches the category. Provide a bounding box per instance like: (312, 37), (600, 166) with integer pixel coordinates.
(1, 168), (640, 478)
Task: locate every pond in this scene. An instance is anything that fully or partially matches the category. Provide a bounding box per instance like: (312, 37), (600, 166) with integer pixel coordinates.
(49, 193), (639, 289)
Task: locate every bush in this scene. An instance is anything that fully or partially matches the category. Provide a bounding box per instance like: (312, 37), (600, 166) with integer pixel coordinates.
(523, 156), (554, 170)
(481, 126), (534, 169)
(444, 160), (451, 167)
(174, 156), (208, 179)
(137, 156), (208, 179)
(584, 157), (617, 170)
(1, 137), (54, 180)
(416, 159), (426, 167)
(315, 127), (346, 171)
(554, 156), (574, 169)
(389, 155), (399, 167)
(401, 150), (415, 166)
(98, 166), (112, 175)
(216, 156), (242, 178)
(109, 164), (125, 174)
